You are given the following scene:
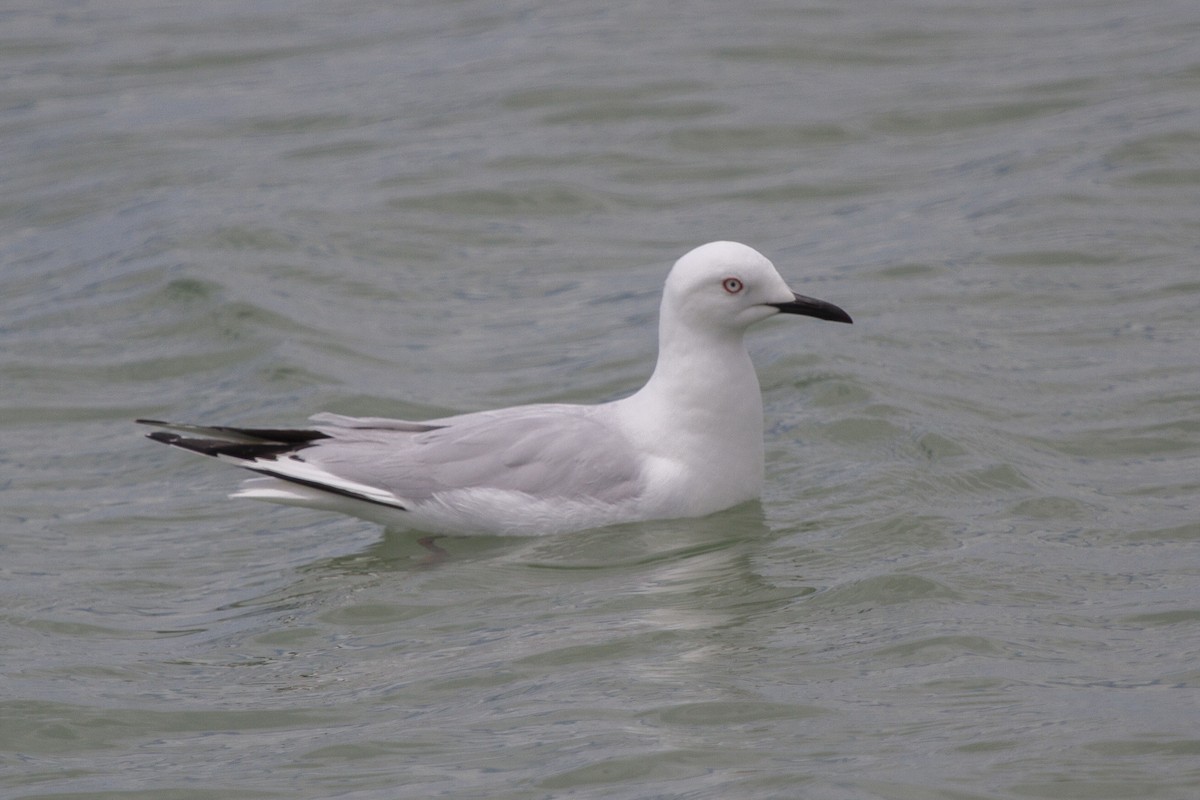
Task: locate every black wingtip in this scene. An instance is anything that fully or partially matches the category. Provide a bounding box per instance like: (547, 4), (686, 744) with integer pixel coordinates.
(137, 418), (330, 445)
(139, 419), (406, 512)
(143, 430), (304, 461)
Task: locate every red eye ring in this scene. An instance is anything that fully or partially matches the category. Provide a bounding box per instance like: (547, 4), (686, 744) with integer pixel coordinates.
(722, 277), (744, 294)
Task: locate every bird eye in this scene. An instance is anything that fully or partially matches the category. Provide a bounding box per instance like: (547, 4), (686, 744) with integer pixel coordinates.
(722, 277), (744, 294)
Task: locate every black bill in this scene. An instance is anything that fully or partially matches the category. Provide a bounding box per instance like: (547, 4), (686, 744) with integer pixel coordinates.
(768, 293), (853, 324)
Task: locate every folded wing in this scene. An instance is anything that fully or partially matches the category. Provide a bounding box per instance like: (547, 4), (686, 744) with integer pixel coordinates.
(139, 405), (642, 511)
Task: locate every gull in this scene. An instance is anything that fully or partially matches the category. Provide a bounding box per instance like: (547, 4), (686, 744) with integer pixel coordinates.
(140, 241), (851, 536)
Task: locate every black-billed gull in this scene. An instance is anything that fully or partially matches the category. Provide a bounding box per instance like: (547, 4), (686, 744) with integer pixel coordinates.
(140, 241), (852, 536)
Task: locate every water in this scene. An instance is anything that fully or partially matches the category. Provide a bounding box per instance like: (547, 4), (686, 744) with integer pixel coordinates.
(3, 1), (1199, 798)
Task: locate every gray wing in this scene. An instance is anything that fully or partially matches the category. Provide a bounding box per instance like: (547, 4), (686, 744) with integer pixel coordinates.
(304, 405), (643, 505)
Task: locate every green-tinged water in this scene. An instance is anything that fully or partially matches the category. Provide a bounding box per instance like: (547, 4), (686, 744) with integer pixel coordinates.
(3, 1), (1198, 798)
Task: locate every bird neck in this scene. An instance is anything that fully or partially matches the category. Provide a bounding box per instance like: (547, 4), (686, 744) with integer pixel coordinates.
(610, 311), (768, 513)
(622, 314), (765, 446)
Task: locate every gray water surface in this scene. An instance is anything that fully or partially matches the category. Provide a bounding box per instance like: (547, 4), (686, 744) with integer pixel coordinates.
(3, 2), (1199, 798)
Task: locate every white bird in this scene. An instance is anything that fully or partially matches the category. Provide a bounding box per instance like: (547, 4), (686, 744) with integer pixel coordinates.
(140, 241), (851, 536)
